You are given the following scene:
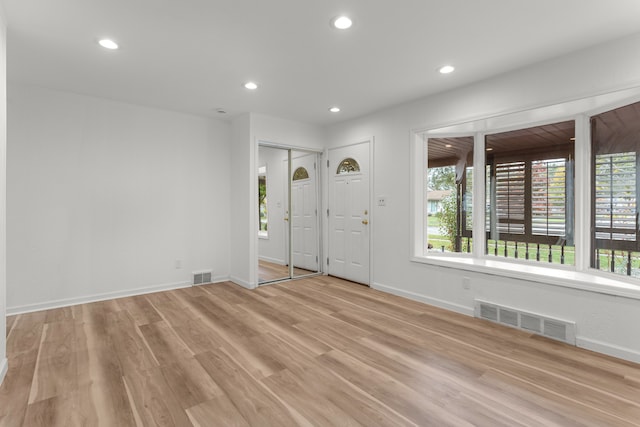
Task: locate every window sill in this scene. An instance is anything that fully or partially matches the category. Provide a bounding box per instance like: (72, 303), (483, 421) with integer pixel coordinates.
(411, 254), (640, 301)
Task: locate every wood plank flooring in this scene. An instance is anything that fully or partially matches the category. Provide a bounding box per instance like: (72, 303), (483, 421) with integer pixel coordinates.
(258, 260), (316, 283)
(2, 276), (640, 426)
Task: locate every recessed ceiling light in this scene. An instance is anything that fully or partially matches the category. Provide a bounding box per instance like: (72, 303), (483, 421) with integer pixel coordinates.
(439, 65), (455, 74)
(98, 39), (119, 50)
(332, 16), (353, 30)
(329, 106), (341, 113)
(244, 82), (258, 90)
(445, 144), (452, 148)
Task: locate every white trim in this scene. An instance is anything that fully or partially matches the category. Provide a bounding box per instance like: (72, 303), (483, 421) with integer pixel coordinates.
(257, 140), (324, 154)
(409, 85), (640, 139)
(0, 358), (7, 387)
(230, 275), (255, 289)
(369, 137), (375, 287)
(576, 337), (640, 364)
(249, 136), (258, 287)
(213, 275), (231, 283)
(410, 255), (640, 300)
(410, 131), (427, 257)
(258, 255), (286, 265)
(6, 280), (192, 316)
(372, 282), (474, 316)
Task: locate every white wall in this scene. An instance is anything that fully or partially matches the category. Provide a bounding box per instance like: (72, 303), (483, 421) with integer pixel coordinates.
(258, 146), (288, 265)
(7, 84), (231, 312)
(0, 7), (7, 386)
(229, 114), (254, 287)
(326, 32), (640, 362)
(252, 113), (325, 150)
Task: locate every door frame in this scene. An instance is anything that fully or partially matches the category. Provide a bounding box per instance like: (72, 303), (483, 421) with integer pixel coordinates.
(255, 139), (324, 286)
(325, 138), (375, 286)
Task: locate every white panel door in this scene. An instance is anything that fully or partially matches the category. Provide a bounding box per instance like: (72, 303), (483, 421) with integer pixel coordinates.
(328, 142), (370, 285)
(291, 153), (318, 272)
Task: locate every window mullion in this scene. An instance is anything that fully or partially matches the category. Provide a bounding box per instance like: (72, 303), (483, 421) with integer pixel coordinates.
(472, 132), (486, 259)
(524, 159), (532, 239)
(635, 151), (640, 251)
(574, 114), (590, 272)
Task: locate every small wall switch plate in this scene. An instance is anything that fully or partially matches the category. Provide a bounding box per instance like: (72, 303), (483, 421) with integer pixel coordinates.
(462, 276), (471, 290)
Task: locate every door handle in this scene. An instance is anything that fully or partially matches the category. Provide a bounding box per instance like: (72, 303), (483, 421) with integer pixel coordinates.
(362, 219), (369, 225)
(284, 217), (289, 221)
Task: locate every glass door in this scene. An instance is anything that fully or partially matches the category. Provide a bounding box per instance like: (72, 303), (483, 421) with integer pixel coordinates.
(257, 144), (321, 284)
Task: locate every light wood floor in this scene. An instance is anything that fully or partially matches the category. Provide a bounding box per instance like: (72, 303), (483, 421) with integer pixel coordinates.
(1, 277), (640, 426)
(258, 260), (316, 282)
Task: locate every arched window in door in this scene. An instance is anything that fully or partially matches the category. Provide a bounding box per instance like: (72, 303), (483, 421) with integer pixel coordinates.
(293, 167), (309, 181)
(336, 157), (360, 174)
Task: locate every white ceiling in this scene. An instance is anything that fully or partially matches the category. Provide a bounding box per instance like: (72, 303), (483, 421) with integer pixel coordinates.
(4, 0), (640, 125)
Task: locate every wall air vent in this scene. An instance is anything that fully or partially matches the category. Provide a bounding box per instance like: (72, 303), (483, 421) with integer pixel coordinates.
(521, 313), (542, 333)
(480, 304), (498, 322)
(543, 319), (568, 341)
(475, 300), (576, 345)
(193, 270), (213, 285)
(498, 308), (519, 327)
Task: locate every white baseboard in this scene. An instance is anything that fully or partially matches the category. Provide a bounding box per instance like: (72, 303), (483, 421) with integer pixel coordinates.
(7, 281), (192, 316)
(372, 282), (475, 317)
(258, 256), (286, 265)
(577, 337), (640, 364)
(213, 275), (231, 284)
(0, 357), (7, 387)
(230, 276), (256, 290)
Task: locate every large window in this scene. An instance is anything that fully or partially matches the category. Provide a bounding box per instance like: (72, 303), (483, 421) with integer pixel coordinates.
(414, 94), (640, 286)
(485, 121), (575, 264)
(591, 102), (640, 277)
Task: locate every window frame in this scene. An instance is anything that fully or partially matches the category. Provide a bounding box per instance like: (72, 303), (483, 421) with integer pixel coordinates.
(410, 88), (640, 299)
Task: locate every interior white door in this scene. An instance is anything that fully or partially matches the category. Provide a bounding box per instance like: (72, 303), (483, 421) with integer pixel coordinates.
(291, 153), (319, 272)
(328, 142), (370, 285)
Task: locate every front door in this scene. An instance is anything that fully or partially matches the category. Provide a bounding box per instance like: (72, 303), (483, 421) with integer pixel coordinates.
(328, 141), (370, 285)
